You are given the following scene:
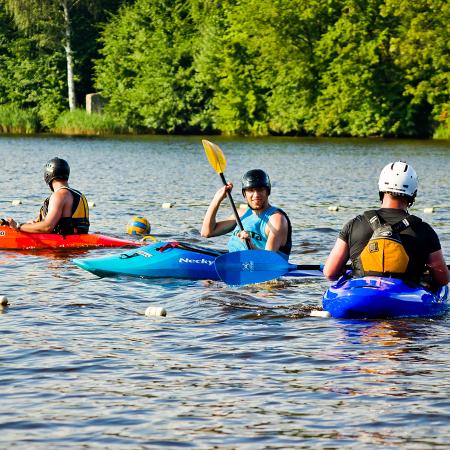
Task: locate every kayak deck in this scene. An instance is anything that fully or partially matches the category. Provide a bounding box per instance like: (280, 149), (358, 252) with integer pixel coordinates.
(73, 241), (224, 280)
(0, 225), (140, 250)
(323, 276), (449, 319)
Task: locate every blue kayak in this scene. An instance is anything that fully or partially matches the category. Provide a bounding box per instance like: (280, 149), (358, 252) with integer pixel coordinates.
(323, 276), (449, 319)
(73, 241), (224, 280)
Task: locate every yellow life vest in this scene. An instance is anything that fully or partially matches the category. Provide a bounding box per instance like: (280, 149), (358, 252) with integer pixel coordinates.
(38, 187), (90, 235)
(358, 211), (421, 278)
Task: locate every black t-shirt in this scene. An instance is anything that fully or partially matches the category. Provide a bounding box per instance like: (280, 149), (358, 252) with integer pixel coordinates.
(339, 208), (441, 282)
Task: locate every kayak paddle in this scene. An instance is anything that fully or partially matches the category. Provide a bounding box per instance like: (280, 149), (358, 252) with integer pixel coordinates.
(215, 249), (323, 285)
(202, 139), (250, 249)
(216, 250), (450, 286)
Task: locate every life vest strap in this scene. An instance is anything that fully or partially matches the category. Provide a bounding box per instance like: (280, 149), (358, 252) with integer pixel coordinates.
(363, 210), (422, 233)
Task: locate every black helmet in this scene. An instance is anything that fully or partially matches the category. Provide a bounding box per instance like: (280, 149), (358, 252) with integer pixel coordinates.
(241, 169), (271, 196)
(44, 157), (70, 189)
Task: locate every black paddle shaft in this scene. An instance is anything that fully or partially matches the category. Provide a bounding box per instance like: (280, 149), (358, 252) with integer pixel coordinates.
(219, 172), (250, 249)
(219, 173), (245, 232)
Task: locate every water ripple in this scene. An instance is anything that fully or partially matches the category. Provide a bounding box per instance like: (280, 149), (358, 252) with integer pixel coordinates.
(0, 136), (450, 449)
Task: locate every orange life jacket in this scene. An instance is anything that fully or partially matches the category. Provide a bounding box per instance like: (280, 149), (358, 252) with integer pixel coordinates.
(357, 211), (421, 278)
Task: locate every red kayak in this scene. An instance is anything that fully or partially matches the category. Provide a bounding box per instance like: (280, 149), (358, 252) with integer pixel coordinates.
(0, 225), (141, 250)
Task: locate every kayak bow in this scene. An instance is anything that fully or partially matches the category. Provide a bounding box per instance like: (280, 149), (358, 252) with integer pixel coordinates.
(0, 225), (140, 250)
(73, 241), (224, 279)
(323, 276), (449, 319)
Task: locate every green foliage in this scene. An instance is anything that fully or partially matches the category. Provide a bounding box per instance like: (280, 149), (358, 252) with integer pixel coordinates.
(0, 6), (66, 127)
(433, 111), (450, 139)
(0, 104), (40, 133)
(1, 0), (60, 41)
(95, 0), (207, 133)
(306, 0), (407, 136)
(191, 0), (269, 135)
(67, 0), (127, 107)
(193, 0), (341, 135)
(0, 0), (449, 137)
(381, 0), (450, 137)
(52, 109), (124, 135)
(0, 0), (126, 111)
(262, 1), (342, 135)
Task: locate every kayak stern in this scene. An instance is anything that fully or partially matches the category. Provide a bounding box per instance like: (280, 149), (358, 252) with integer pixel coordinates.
(323, 277), (449, 319)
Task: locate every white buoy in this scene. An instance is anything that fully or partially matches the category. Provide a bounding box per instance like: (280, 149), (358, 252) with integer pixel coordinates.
(11, 199), (22, 206)
(88, 201), (96, 208)
(162, 202), (175, 209)
(145, 306), (167, 317)
(310, 310), (331, 318)
(0, 296), (8, 307)
(423, 207), (435, 214)
(328, 205), (339, 212)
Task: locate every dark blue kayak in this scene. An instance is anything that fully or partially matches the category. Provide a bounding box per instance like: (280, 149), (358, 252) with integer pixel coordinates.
(73, 241), (223, 280)
(323, 276), (449, 319)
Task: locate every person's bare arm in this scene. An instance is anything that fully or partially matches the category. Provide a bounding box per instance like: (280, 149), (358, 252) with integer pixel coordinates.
(201, 183), (237, 238)
(264, 211), (288, 252)
(323, 238), (350, 281)
(7, 191), (66, 233)
(427, 250), (450, 286)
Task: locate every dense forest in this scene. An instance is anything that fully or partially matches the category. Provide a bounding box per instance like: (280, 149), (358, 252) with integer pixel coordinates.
(0, 0), (449, 138)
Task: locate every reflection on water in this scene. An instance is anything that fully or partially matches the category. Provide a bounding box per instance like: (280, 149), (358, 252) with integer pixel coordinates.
(0, 247), (92, 260)
(0, 135), (449, 449)
(320, 318), (449, 428)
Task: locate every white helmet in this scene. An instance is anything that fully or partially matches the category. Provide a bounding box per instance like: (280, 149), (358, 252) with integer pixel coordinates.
(378, 161), (418, 200)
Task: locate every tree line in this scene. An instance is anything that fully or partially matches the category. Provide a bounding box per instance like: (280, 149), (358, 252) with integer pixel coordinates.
(0, 0), (449, 138)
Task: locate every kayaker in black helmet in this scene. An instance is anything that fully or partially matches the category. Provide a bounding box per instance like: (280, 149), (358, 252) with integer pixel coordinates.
(323, 161), (449, 289)
(6, 157), (90, 235)
(201, 169), (292, 257)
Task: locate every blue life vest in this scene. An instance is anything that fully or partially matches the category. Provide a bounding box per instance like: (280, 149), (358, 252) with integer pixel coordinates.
(227, 206), (292, 256)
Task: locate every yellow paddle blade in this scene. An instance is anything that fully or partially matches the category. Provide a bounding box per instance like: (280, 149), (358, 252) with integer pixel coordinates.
(202, 139), (227, 174)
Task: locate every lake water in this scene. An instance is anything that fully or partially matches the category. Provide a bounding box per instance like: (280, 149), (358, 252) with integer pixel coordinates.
(1, 135), (449, 449)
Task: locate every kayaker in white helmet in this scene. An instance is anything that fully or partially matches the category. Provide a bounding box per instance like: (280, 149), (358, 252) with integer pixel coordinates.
(323, 161), (449, 289)
(7, 157), (90, 235)
(201, 169), (292, 257)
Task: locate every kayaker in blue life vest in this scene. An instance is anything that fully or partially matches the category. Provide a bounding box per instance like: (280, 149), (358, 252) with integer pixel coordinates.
(323, 161), (449, 289)
(201, 169), (292, 257)
(6, 157), (90, 235)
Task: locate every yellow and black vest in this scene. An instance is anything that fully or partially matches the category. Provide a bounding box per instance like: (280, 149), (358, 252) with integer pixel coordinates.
(357, 211), (421, 278)
(38, 187), (90, 235)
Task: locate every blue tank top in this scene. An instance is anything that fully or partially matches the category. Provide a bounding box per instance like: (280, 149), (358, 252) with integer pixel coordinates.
(227, 206), (292, 256)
